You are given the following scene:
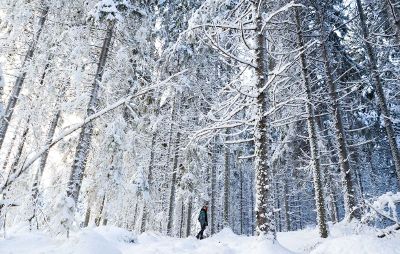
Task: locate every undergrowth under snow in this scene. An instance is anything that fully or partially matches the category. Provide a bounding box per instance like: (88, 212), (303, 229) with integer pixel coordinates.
(1, 222), (400, 254)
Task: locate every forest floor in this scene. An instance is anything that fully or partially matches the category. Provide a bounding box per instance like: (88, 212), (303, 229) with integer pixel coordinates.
(1, 221), (400, 254)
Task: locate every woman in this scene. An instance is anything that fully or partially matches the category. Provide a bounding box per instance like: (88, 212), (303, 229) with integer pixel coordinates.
(196, 205), (208, 239)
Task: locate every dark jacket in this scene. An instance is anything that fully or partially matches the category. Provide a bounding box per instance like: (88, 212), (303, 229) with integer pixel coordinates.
(198, 208), (208, 226)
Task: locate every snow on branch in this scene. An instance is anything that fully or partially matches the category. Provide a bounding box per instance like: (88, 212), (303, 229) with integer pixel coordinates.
(89, 0), (132, 22)
(261, 2), (304, 32)
(0, 70), (188, 195)
(361, 192), (400, 238)
(364, 192), (400, 224)
(203, 30), (257, 68)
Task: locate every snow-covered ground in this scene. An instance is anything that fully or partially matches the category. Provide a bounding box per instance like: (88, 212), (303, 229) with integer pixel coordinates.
(1, 222), (400, 254)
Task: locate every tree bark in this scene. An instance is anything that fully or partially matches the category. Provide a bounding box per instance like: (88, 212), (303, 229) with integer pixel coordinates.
(95, 194), (107, 227)
(186, 197), (192, 237)
(223, 130), (230, 227)
(283, 179), (291, 232)
(253, 1), (274, 238)
(179, 200), (184, 238)
(67, 20), (115, 204)
(84, 206), (91, 227)
(295, 8), (328, 238)
(239, 153), (244, 234)
(166, 131), (181, 235)
(210, 139), (217, 235)
(141, 131), (157, 233)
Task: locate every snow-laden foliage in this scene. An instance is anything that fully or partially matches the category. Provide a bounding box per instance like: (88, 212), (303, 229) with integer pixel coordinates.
(362, 192), (400, 226)
(89, 0), (132, 22)
(0, 0), (399, 252)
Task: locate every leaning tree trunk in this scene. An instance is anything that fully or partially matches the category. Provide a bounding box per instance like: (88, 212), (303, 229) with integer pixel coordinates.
(95, 194), (107, 227)
(295, 8), (328, 238)
(33, 110), (60, 191)
(253, 1), (275, 238)
(356, 0), (400, 187)
(67, 20), (115, 204)
(4, 118), (30, 185)
(0, 6), (49, 150)
(318, 12), (357, 220)
(166, 131), (181, 235)
(0, 118), (30, 218)
(1, 123), (20, 172)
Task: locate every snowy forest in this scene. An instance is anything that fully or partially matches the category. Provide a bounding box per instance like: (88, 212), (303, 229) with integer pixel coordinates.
(0, 0), (400, 253)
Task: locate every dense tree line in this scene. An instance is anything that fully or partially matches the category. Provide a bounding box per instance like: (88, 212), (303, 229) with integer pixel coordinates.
(0, 0), (399, 239)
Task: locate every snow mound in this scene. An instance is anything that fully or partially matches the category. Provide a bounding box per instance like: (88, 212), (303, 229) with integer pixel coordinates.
(57, 229), (122, 254)
(311, 234), (400, 254)
(0, 226), (135, 254)
(279, 221), (400, 254)
(310, 221), (400, 254)
(1, 223), (400, 254)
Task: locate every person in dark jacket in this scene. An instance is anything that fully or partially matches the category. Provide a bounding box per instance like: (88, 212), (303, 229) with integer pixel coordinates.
(196, 205), (208, 239)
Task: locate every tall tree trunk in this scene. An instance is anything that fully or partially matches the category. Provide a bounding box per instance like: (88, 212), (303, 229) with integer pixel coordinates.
(140, 205), (147, 233)
(356, 0), (400, 187)
(162, 101), (177, 229)
(297, 193), (303, 230)
(283, 179), (291, 232)
(83, 206), (91, 228)
(210, 139), (217, 235)
(132, 201), (138, 231)
(95, 194), (107, 227)
(223, 130), (230, 227)
(239, 154), (244, 234)
(186, 197), (192, 237)
(0, 6), (48, 150)
(67, 21), (115, 204)
(329, 191), (339, 223)
(179, 200), (184, 238)
(141, 132), (157, 233)
(83, 197), (93, 227)
(274, 179), (281, 233)
(166, 131), (181, 235)
(295, 8), (328, 238)
(318, 13), (357, 220)
(253, 1), (274, 238)
(251, 166), (255, 235)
